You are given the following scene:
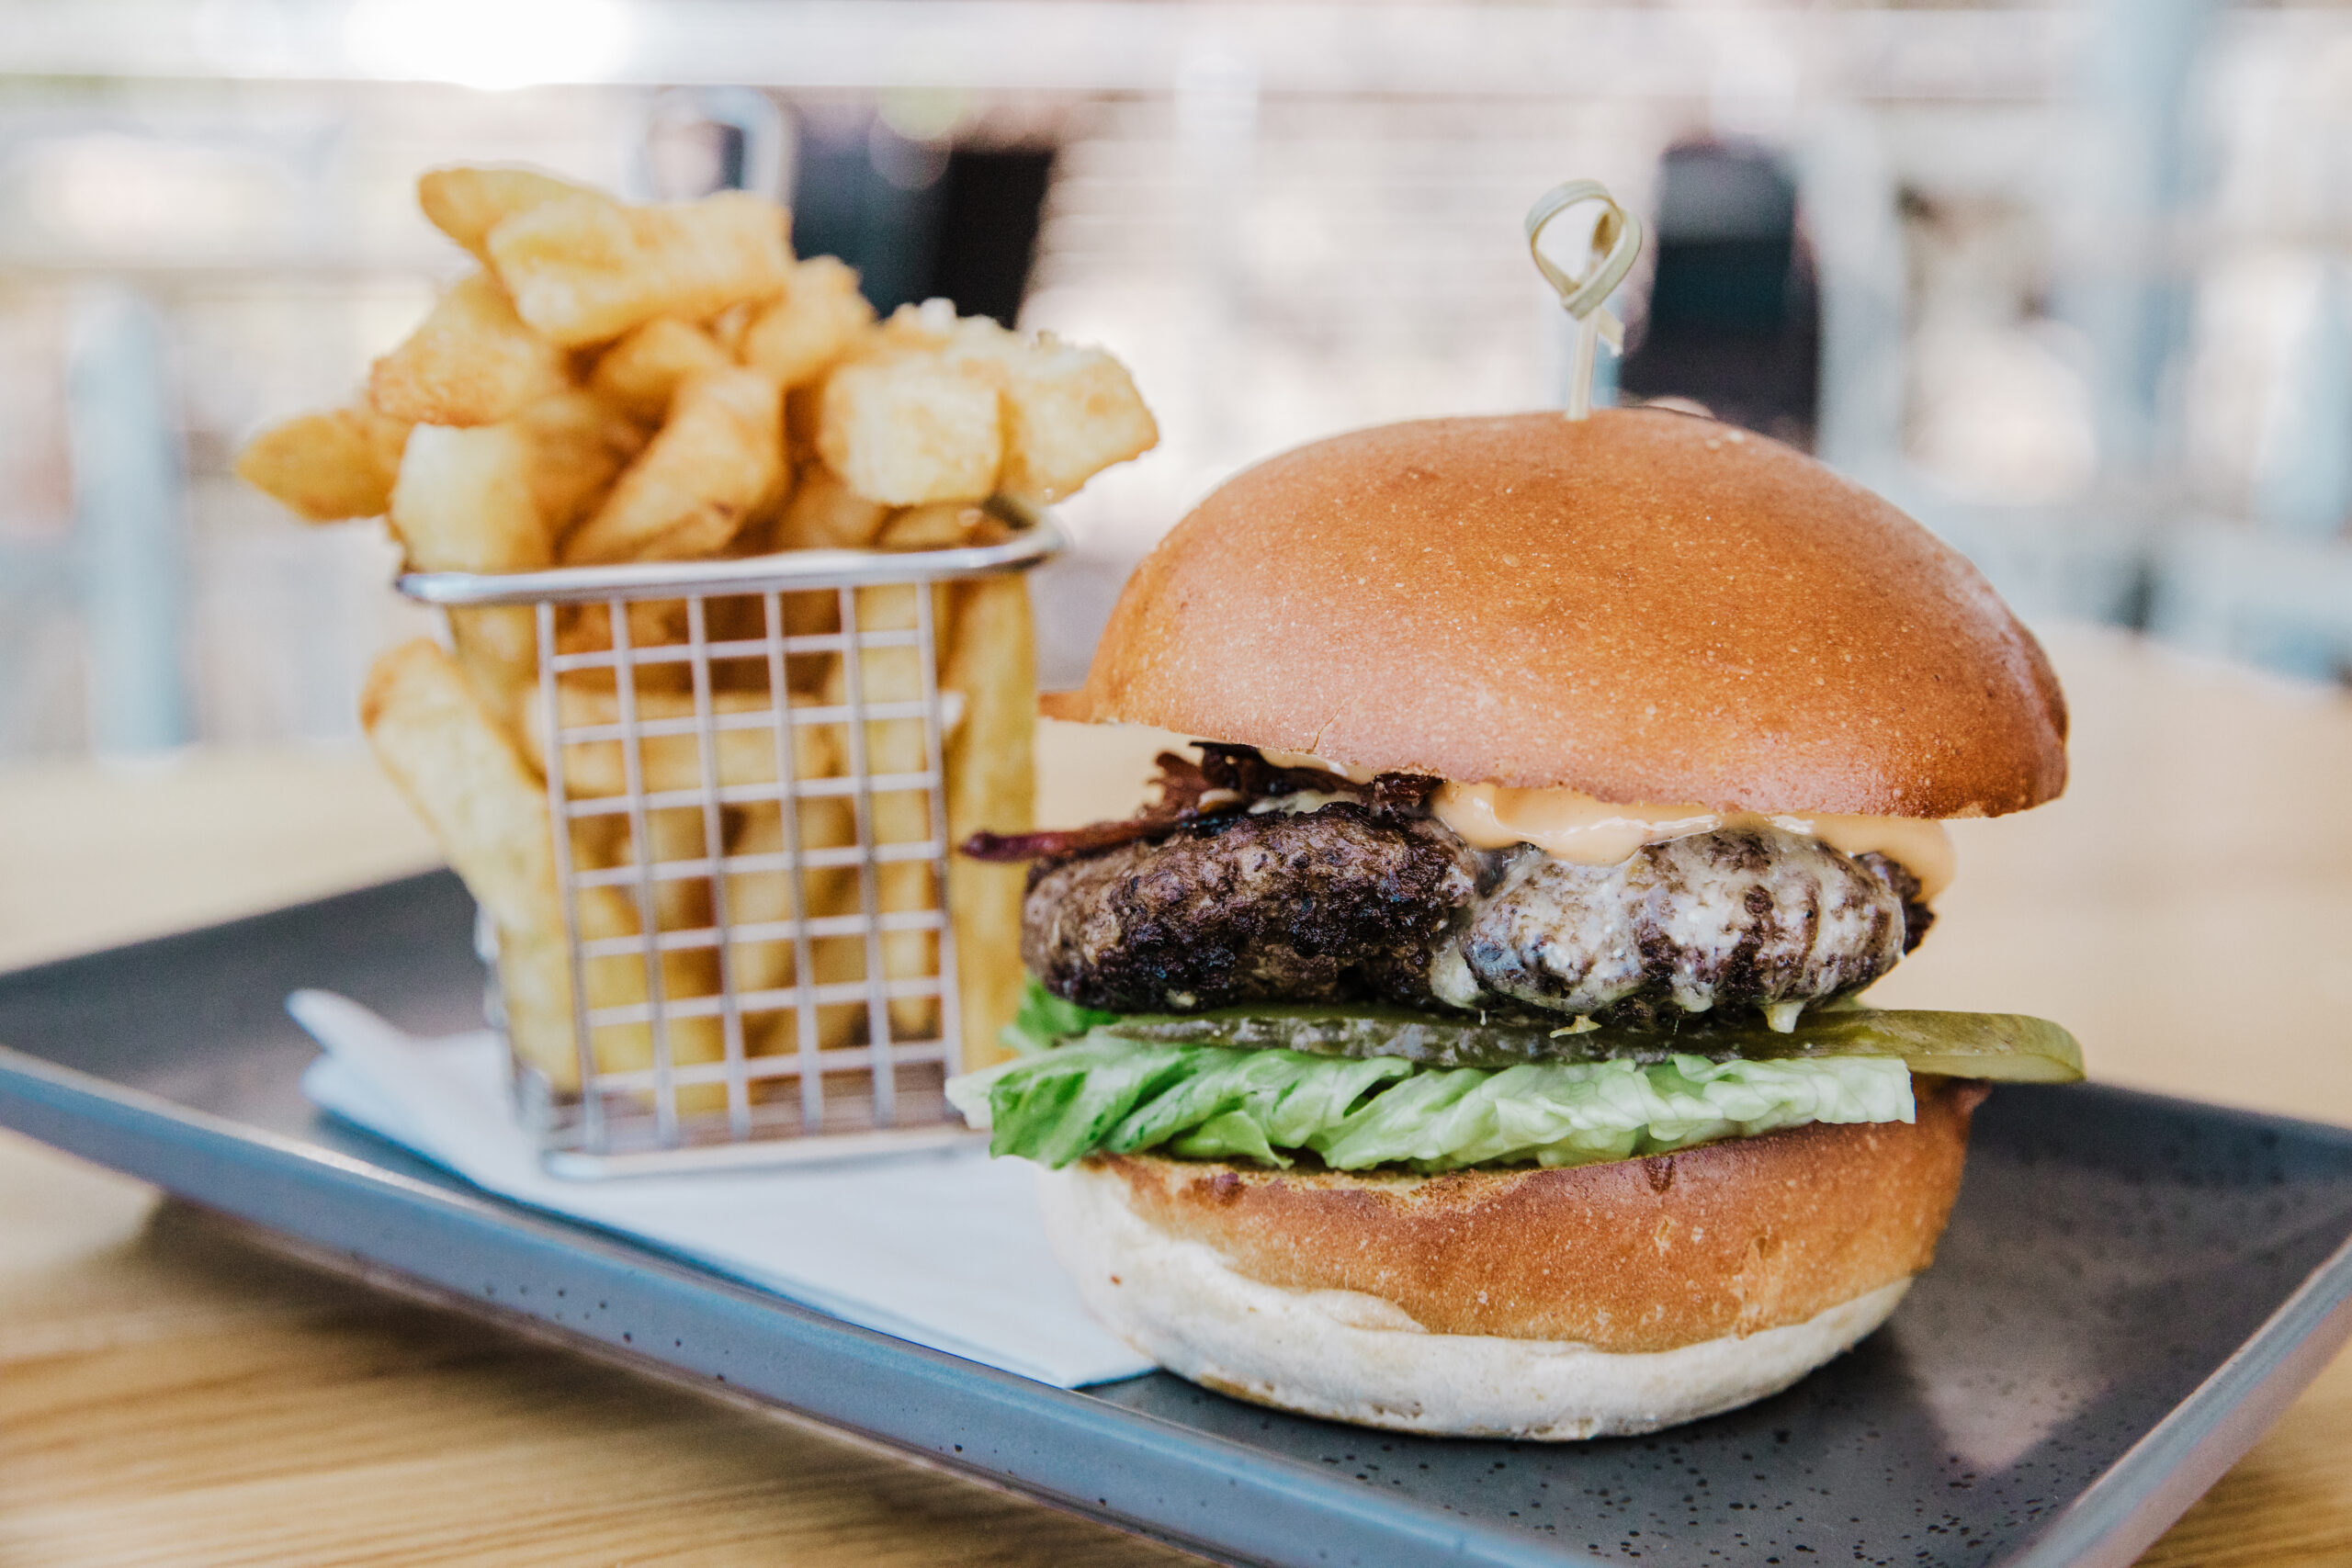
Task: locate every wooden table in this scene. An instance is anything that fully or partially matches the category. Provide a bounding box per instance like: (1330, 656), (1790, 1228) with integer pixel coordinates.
(3, 624), (2349, 1566)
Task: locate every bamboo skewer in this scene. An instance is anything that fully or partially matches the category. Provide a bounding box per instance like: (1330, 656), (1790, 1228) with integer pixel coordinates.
(1524, 179), (1645, 421)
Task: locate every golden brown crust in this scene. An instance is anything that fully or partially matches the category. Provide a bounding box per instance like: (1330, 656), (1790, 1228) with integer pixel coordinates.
(1073, 409), (2066, 818)
(1090, 1077), (1984, 1355)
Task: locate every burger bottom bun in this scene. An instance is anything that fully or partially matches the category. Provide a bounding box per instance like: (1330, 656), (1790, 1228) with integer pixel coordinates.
(1041, 1160), (1914, 1440)
(1033, 1083), (1986, 1441)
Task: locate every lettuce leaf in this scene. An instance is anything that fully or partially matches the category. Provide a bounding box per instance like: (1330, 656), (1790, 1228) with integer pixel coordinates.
(945, 1032), (1914, 1172)
(1000, 981), (1125, 1056)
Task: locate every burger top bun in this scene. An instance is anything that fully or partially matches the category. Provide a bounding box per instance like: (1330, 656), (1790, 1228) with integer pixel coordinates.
(1062, 408), (2067, 818)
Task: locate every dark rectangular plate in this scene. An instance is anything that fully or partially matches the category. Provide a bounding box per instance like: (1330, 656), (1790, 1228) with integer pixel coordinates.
(5, 871), (2351, 1568)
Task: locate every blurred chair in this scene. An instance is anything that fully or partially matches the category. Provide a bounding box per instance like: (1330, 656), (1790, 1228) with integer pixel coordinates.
(0, 534), (74, 756)
(790, 107), (1054, 326)
(1619, 140), (1820, 450)
(2148, 261), (2352, 684)
(2147, 525), (2352, 684)
(639, 86), (788, 203)
(1900, 497), (2153, 631)
(2251, 263), (2352, 545)
(67, 283), (190, 758)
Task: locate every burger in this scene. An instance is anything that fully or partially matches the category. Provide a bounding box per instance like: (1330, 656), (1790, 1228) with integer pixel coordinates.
(946, 407), (2081, 1439)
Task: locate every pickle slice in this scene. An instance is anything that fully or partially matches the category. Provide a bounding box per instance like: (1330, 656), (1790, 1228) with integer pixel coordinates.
(1095, 1002), (2084, 1083)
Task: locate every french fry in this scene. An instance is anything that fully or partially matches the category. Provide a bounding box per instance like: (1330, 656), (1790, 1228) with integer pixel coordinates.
(860, 307), (1157, 501)
(389, 422), (553, 719)
(250, 163), (1151, 1130)
(817, 353), (1003, 505)
(727, 794), (863, 1056)
(941, 574), (1037, 1067)
(363, 639), (560, 938)
(368, 272), (571, 428)
(511, 388), (650, 540)
(568, 808), (736, 1112)
(879, 502), (993, 552)
(359, 640), (725, 1094)
(707, 299), (757, 356)
(820, 565), (963, 1039)
(740, 256), (876, 389)
(486, 190), (794, 348)
(874, 505), (1000, 1043)
(540, 679), (862, 1062)
(551, 594), (788, 687)
(571, 808), (735, 1114)
(729, 470), (888, 645)
(784, 382), (825, 462)
(234, 405), (412, 522)
(792, 502), (1013, 1048)
(876, 298), (959, 351)
(956, 331), (1159, 502)
(418, 164), (595, 265)
(445, 607), (540, 724)
(612, 807), (716, 961)
(695, 592), (820, 679)
(801, 913), (880, 1064)
(489, 922), (592, 1092)
(389, 423), (551, 573)
(563, 368), (786, 565)
(888, 313), (1158, 502)
(589, 317), (734, 423)
(552, 599), (692, 694)
(775, 466), (891, 551)
(519, 680), (839, 798)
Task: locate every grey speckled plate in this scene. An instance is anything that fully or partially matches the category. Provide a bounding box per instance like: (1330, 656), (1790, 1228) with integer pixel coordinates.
(5, 871), (2351, 1568)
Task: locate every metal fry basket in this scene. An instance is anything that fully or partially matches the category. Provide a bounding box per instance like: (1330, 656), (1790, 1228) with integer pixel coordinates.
(399, 502), (1059, 1177)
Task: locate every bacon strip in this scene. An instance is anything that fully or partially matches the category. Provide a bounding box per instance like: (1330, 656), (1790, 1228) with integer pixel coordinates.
(960, 751), (1225, 863)
(961, 819), (1175, 862)
(1193, 742), (1361, 801)
(958, 744), (1442, 865)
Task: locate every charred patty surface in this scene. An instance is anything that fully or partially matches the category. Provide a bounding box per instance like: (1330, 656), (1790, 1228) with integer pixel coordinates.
(1023, 805), (1930, 1026)
(1022, 804), (1480, 1013)
(1430, 826), (1912, 1026)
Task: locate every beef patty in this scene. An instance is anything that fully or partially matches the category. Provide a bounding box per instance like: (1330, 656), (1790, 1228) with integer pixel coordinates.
(1430, 829), (1917, 1027)
(1022, 807), (1930, 1025)
(1023, 804), (1481, 1013)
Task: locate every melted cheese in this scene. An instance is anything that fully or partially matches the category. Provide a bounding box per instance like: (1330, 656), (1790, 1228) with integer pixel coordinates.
(1258, 750), (1952, 898)
(1769, 808), (1956, 901)
(1261, 750), (1378, 784)
(1434, 783), (1954, 899)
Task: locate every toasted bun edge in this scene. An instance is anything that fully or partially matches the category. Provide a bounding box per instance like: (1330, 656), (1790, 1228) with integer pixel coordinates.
(1040, 1163), (1917, 1440)
(1077, 1077), (1981, 1354)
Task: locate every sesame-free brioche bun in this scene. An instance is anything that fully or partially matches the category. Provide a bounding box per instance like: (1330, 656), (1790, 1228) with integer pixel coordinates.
(1039, 1078), (1984, 1439)
(1058, 409), (2066, 818)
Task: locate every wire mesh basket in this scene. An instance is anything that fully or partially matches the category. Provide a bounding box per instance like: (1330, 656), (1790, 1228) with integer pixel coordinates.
(399, 501), (1058, 1177)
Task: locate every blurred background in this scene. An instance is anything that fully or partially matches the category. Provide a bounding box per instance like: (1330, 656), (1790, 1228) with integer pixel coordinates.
(2, 0), (2350, 759)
